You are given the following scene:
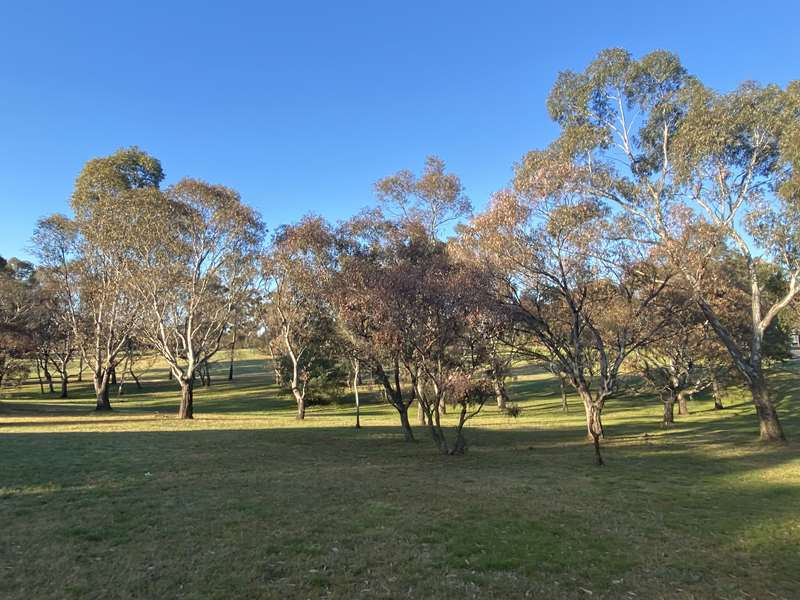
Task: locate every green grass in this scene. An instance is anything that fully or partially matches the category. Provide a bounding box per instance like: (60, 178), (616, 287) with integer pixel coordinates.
(1, 352), (799, 599)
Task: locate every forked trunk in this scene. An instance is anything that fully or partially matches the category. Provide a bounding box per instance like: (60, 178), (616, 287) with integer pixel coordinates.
(427, 418), (448, 454)
(178, 378), (194, 419)
(398, 405), (414, 442)
(94, 370), (112, 411)
(580, 396), (604, 439)
(426, 402), (449, 454)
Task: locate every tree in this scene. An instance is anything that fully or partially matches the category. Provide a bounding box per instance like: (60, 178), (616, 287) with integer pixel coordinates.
(375, 156), (473, 424)
(466, 181), (673, 465)
(634, 294), (717, 425)
(329, 215), (425, 441)
(543, 48), (800, 441)
(392, 243), (495, 454)
(29, 269), (76, 398)
(33, 148), (161, 411)
(375, 155), (471, 239)
(260, 216), (336, 420)
(0, 257), (36, 392)
(125, 178), (263, 419)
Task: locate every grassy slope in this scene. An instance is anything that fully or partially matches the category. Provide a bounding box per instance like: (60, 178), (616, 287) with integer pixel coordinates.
(1, 352), (798, 599)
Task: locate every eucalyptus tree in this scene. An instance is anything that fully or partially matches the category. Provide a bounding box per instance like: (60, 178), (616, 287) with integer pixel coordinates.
(0, 257), (36, 391)
(466, 177), (673, 465)
(32, 148), (162, 410)
(260, 216), (336, 420)
(542, 48), (800, 441)
(375, 156), (473, 423)
(391, 242), (496, 454)
(28, 269), (78, 398)
(452, 229), (521, 412)
(124, 178), (263, 418)
(375, 155), (471, 239)
(329, 214), (426, 441)
(633, 294), (717, 425)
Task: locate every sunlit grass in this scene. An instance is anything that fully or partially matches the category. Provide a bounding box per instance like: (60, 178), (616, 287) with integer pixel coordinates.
(1, 352), (798, 599)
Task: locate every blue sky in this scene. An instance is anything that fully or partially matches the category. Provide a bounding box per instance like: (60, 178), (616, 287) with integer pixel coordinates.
(1, 0), (798, 260)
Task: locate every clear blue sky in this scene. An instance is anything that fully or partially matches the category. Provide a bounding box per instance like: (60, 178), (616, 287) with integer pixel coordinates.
(1, 0), (798, 260)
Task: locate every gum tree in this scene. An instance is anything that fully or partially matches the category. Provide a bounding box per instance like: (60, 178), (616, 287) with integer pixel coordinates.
(125, 179), (263, 418)
(0, 258), (36, 391)
(33, 147), (162, 410)
(467, 177), (673, 465)
(543, 49), (800, 441)
(260, 216), (336, 420)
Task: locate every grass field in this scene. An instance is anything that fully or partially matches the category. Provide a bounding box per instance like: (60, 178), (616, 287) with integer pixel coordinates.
(1, 352), (799, 599)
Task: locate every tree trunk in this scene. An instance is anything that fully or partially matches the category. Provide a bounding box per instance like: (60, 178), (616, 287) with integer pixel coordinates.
(292, 387), (306, 420)
(44, 364), (54, 393)
(413, 375), (427, 424)
(178, 378), (194, 419)
(352, 361), (361, 429)
(696, 297), (786, 441)
(228, 329), (236, 381)
(110, 366), (117, 386)
(493, 377), (508, 411)
(662, 392), (675, 427)
(580, 394), (604, 439)
(579, 386), (604, 465)
(35, 360), (44, 394)
(423, 400), (449, 454)
(204, 363), (211, 387)
(450, 404), (469, 455)
(677, 391), (690, 416)
(586, 402), (604, 466)
(398, 405), (414, 442)
(130, 364), (142, 390)
(416, 398), (427, 425)
(750, 376), (785, 442)
(59, 371), (68, 399)
(559, 374), (568, 412)
(117, 370), (127, 397)
(77, 355), (83, 382)
(711, 372), (724, 410)
(94, 370), (112, 411)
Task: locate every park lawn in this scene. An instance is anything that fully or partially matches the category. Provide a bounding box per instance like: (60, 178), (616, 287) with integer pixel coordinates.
(1, 353), (799, 599)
